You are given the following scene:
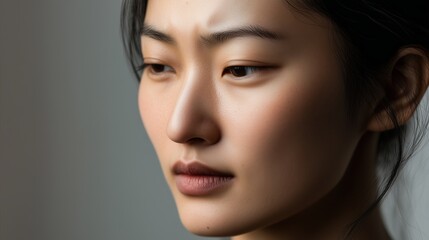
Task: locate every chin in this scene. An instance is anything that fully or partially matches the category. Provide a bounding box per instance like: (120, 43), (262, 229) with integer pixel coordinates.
(177, 204), (257, 238)
(181, 218), (249, 238)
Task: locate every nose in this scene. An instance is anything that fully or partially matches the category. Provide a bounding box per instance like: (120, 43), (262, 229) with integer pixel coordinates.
(166, 71), (221, 145)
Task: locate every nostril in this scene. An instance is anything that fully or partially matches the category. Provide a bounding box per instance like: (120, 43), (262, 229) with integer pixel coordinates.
(167, 112), (222, 145)
(186, 137), (209, 145)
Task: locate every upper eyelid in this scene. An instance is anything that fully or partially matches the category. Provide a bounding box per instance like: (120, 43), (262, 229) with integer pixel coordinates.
(225, 65), (269, 68)
(224, 65), (274, 72)
(224, 66), (264, 71)
(141, 58), (276, 72)
(146, 63), (174, 70)
(222, 66), (270, 79)
(142, 57), (166, 63)
(224, 59), (279, 66)
(142, 59), (174, 68)
(142, 64), (270, 72)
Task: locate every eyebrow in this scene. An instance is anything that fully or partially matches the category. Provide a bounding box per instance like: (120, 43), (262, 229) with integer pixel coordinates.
(141, 24), (175, 44)
(202, 25), (283, 45)
(141, 24), (284, 45)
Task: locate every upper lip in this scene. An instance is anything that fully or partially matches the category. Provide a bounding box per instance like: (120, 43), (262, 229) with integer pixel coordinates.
(172, 161), (234, 177)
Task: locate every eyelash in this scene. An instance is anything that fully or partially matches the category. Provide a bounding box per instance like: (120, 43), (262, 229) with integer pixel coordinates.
(139, 63), (174, 74)
(222, 66), (266, 78)
(140, 63), (270, 79)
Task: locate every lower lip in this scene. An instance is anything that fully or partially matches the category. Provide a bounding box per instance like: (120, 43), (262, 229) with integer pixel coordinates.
(175, 175), (234, 196)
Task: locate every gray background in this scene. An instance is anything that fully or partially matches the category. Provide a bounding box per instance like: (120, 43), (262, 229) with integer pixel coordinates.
(0, 1), (428, 240)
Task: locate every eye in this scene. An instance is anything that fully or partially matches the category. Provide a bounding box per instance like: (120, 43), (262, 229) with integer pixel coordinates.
(222, 66), (262, 78)
(145, 64), (174, 74)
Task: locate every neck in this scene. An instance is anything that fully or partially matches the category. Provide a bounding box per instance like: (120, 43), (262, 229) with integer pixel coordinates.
(232, 132), (391, 240)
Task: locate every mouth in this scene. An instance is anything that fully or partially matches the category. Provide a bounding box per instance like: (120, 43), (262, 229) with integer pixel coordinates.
(172, 161), (234, 196)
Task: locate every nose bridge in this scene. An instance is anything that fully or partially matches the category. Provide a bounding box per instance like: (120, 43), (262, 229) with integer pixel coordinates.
(173, 69), (208, 123)
(166, 66), (221, 145)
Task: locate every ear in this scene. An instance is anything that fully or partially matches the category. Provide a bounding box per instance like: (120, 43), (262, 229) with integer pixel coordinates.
(367, 47), (429, 132)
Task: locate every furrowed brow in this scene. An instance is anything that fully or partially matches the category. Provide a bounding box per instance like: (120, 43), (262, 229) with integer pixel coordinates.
(141, 24), (176, 44)
(141, 24), (283, 46)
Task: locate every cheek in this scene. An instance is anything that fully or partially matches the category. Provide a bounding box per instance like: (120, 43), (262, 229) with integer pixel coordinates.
(224, 66), (350, 162)
(139, 85), (160, 146)
(219, 66), (358, 220)
(138, 81), (174, 168)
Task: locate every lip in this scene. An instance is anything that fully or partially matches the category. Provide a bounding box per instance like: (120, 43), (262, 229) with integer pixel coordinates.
(172, 161), (234, 196)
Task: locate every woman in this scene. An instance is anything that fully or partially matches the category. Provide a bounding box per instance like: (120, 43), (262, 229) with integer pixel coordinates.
(121, 0), (429, 239)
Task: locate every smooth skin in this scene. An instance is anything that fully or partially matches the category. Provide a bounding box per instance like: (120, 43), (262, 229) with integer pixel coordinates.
(138, 0), (429, 239)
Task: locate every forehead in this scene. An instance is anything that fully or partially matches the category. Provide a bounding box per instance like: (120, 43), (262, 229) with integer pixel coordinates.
(144, 0), (331, 39)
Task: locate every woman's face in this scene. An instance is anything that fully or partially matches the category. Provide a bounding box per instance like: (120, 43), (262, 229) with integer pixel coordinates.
(139, 0), (366, 237)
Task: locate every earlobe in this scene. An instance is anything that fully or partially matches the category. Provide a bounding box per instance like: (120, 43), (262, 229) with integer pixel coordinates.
(367, 47), (429, 132)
